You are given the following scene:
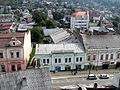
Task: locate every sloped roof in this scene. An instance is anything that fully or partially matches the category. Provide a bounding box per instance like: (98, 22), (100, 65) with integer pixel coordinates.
(50, 29), (71, 43)
(82, 35), (120, 50)
(36, 43), (84, 55)
(71, 11), (87, 17)
(0, 33), (25, 48)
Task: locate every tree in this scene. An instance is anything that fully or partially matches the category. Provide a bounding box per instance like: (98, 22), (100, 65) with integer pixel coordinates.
(30, 27), (44, 43)
(46, 20), (57, 29)
(52, 11), (65, 21)
(32, 11), (47, 26)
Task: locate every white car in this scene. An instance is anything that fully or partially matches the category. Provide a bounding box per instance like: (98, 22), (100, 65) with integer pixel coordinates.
(87, 74), (97, 80)
(99, 74), (109, 79)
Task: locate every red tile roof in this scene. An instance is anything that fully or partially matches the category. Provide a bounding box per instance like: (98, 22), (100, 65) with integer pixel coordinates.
(89, 14), (100, 18)
(71, 11), (87, 17)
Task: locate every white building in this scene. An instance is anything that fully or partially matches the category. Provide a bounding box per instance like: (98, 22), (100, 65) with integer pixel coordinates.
(70, 11), (89, 30)
(47, 10), (53, 19)
(80, 34), (120, 69)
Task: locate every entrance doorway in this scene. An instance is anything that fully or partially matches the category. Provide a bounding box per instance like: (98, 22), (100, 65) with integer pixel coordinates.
(11, 65), (16, 71)
(76, 65), (81, 71)
(1, 65), (6, 72)
(116, 62), (120, 69)
(102, 64), (109, 69)
(65, 65), (71, 71)
(17, 64), (21, 71)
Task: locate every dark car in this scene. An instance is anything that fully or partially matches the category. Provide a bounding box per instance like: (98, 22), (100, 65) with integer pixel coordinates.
(99, 74), (109, 79)
(87, 74), (97, 80)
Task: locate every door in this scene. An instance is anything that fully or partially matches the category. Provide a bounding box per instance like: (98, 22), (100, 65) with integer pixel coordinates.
(17, 64), (21, 71)
(11, 65), (16, 71)
(1, 65), (6, 72)
(65, 65), (71, 71)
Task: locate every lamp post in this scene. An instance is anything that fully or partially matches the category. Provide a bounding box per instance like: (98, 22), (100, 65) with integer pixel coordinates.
(88, 62), (92, 75)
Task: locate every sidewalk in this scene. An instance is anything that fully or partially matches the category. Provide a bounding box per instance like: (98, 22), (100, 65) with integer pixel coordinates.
(51, 69), (119, 79)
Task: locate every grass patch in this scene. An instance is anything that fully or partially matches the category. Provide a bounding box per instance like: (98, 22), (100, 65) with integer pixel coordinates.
(27, 48), (36, 67)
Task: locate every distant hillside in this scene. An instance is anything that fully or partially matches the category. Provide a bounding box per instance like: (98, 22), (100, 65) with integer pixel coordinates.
(0, 0), (23, 8)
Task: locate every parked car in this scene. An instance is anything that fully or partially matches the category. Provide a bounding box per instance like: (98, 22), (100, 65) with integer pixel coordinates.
(99, 74), (109, 79)
(87, 74), (97, 80)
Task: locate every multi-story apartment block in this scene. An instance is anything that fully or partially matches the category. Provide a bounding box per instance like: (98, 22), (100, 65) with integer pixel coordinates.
(70, 11), (89, 30)
(0, 31), (32, 72)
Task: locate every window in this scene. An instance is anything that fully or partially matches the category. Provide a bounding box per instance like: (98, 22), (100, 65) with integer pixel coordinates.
(13, 42), (15, 45)
(110, 54), (113, 60)
(58, 58), (61, 63)
(69, 58), (71, 62)
(88, 55), (91, 61)
(106, 54), (109, 60)
(65, 58), (67, 63)
(100, 55), (104, 60)
(10, 52), (14, 58)
(117, 53), (120, 59)
(55, 58), (57, 63)
(80, 57), (82, 62)
(43, 59), (45, 63)
(0, 53), (3, 58)
(93, 55), (96, 60)
(16, 52), (20, 58)
(47, 59), (49, 63)
(76, 57), (79, 62)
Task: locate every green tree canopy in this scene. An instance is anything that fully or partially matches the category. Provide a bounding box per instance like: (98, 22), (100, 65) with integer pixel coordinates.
(52, 11), (65, 21)
(30, 27), (44, 43)
(46, 20), (57, 29)
(32, 11), (47, 26)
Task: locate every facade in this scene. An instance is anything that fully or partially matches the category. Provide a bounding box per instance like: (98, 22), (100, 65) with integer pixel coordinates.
(35, 44), (85, 71)
(70, 11), (89, 30)
(80, 35), (120, 69)
(0, 31), (32, 72)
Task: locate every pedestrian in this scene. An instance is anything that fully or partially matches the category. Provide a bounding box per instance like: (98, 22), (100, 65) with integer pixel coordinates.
(94, 83), (98, 89)
(71, 69), (73, 75)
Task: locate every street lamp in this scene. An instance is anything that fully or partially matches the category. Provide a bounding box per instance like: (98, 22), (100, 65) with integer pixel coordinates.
(88, 62), (92, 75)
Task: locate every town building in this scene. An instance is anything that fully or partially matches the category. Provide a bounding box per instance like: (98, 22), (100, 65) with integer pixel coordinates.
(70, 11), (89, 30)
(113, 73), (120, 88)
(0, 31), (32, 72)
(0, 23), (17, 33)
(0, 69), (52, 90)
(0, 14), (14, 23)
(50, 29), (79, 44)
(35, 43), (85, 71)
(79, 34), (120, 69)
(47, 10), (53, 19)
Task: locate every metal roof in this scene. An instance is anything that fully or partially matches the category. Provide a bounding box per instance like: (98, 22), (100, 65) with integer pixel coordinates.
(36, 43), (84, 55)
(50, 29), (71, 43)
(82, 35), (120, 50)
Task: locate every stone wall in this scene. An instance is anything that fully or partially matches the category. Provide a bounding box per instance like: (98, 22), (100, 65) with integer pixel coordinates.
(0, 68), (52, 90)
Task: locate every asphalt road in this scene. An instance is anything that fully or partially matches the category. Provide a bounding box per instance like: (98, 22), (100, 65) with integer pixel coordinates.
(52, 75), (113, 88)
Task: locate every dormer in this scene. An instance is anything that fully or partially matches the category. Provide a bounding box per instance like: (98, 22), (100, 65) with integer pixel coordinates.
(8, 37), (22, 47)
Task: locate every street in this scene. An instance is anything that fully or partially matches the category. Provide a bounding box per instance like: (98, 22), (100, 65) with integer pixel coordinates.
(51, 69), (120, 88)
